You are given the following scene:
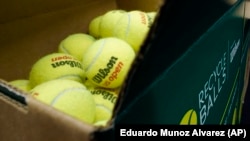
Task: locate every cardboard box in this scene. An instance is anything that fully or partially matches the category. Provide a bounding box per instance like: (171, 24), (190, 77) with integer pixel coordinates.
(0, 0), (249, 140)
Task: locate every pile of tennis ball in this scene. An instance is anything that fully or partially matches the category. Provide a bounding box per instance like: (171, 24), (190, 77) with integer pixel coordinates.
(8, 9), (157, 126)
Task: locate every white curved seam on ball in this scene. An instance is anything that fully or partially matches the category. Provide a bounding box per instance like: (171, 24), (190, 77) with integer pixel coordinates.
(50, 88), (87, 106)
(125, 13), (131, 39)
(85, 39), (106, 72)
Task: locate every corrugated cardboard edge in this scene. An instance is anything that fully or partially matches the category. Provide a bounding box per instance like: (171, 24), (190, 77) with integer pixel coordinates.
(0, 79), (99, 141)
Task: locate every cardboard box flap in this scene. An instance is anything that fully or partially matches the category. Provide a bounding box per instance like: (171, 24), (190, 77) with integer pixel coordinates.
(0, 79), (97, 141)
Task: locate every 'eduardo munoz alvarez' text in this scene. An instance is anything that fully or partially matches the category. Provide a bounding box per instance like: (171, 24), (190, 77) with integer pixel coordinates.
(120, 129), (226, 137)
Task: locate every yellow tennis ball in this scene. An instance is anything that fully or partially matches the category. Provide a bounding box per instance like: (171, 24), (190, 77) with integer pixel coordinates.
(29, 53), (86, 88)
(88, 87), (118, 123)
(99, 9), (127, 38)
(84, 78), (122, 95)
(30, 79), (96, 124)
(58, 33), (96, 61)
(9, 79), (32, 92)
(88, 15), (103, 38)
(114, 10), (152, 53)
(94, 120), (109, 126)
(82, 37), (135, 88)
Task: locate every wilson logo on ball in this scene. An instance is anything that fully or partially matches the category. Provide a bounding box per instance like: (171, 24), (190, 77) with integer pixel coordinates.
(92, 56), (123, 86)
(51, 60), (82, 69)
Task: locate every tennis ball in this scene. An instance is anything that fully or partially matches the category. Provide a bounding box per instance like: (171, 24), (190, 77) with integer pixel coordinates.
(94, 120), (109, 126)
(29, 53), (86, 88)
(9, 79), (32, 92)
(82, 37), (135, 88)
(84, 78), (122, 95)
(58, 33), (96, 61)
(114, 10), (152, 53)
(99, 9), (127, 38)
(88, 15), (103, 38)
(30, 79), (96, 124)
(88, 87), (118, 123)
